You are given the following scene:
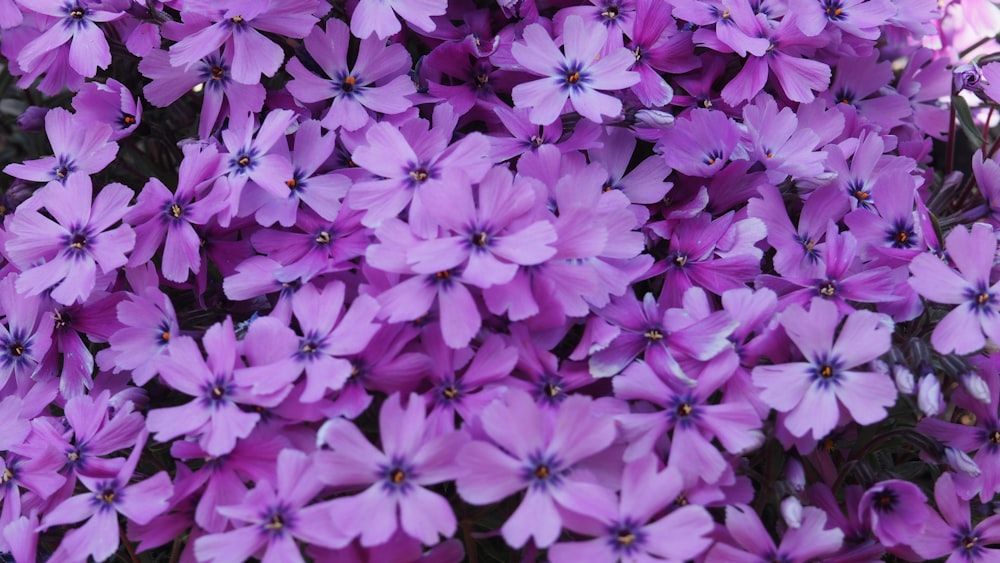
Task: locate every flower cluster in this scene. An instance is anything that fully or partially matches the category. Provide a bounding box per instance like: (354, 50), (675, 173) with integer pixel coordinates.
(2, 0), (1000, 561)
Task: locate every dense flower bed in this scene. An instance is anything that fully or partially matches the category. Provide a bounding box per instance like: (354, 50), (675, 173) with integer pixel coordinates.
(1, 0), (1000, 561)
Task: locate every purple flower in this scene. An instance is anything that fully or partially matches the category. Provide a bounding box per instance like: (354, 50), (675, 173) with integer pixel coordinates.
(911, 472), (1000, 561)
(658, 108), (741, 177)
(17, 0), (123, 78)
(752, 298), (897, 439)
(236, 282), (381, 402)
(706, 504), (844, 562)
(100, 279), (179, 386)
(195, 449), (348, 562)
(346, 107), (491, 236)
(316, 393), (468, 546)
(168, 0), (319, 85)
(615, 358), (762, 483)
(455, 389), (617, 548)
(71, 78), (141, 141)
(39, 430), (173, 563)
(0, 274), (53, 389)
(4, 107), (117, 186)
(790, 0), (896, 39)
(548, 456), (715, 562)
(859, 479), (930, 548)
(404, 166), (558, 289)
(511, 15), (639, 125)
(589, 291), (738, 380)
(909, 223), (1000, 354)
(124, 142), (227, 283)
(350, 0), (447, 39)
(145, 319), (261, 456)
(139, 48), (266, 139)
(6, 176), (135, 305)
(286, 18), (416, 132)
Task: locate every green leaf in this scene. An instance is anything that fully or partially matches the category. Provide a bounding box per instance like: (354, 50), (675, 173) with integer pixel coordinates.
(953, 94), (985, 146)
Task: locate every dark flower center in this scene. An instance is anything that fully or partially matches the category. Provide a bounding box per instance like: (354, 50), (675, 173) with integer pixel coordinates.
(8, 343), (24, 357)
(990, 430), (1000, 444)
(410, 168), (429, 182)
(602, 6), (620, 19)
(673, 254), (688, 267)
(315, 231), (331, 245)
(819, 281), (836, 297)
(122, 114), (136, 125)
(823, 0), (846, 19)
(230, 15), (244, 24)
(819, 364), (834, 379)
(674, 492), (688, 506)
(390, 469), (406, 484)
(211, 66), (225, 80)
(472, 232), (488, 247)
(70, 233), (87, 249)
(617, 530), (635, 545)
(442, 386), (458, 399)
(544, 382), (561, 398)
(534, 464), (550, 479)
(98, 489), (115, 504)
(342, 76), (356, 93)
(264, 515), (284, 530)
(872, 490), (898, 512)
(963, 536), (979, 550)
(1, 468), (13, 484)
(566, 71), (581, 84)
(70, 7), (85, 19)
(644, 329), (664, 341)
(237, 156), (251, 168)
(676, 403), (693, 417)
(56, 166), (69, 178)
(169, 204), (183, 218)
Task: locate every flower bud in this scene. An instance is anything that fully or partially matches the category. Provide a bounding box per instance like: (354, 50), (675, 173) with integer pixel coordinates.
(785, 458), (806, 492)
(15, 106), (48, 131)
(954, 62), (986, 93)
(781, 496), (803, 529)
(945, 446), (982, 478)
(634, 109), (675, 129)
(962, 372), (991, 404)
(918, 374), (943, 416)
(894, 364), (915, 394)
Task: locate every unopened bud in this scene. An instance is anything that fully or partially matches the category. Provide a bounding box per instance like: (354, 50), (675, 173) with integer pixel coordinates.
(785, 458), (806, 492)
(894, 364), (915, 394)
(918, 374), (943, 416)
(634, 109), (675, 129)
(781, 496), (803, 529)
(962, 372), (991, 404)
(954, 62), (987, 93)
(945, 446), (982, 478)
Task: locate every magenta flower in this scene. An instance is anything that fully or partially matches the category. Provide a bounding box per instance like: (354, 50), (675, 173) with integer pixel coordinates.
(167, 0), (319, 85)
(859, 479), (931, 548)
(658, 108), (741, 177)
(286, 18), (416, 132)
(195, 449), (348, 562)
(911, 473), (1000, 561)
(145, 319), (261, 456)
(39, 430), (173, 563)
(236, 282), (381, 402)
(790, 0), (896, 39)
(0, 274), (53, 389)
(752, 298), (897, 440)
(455, 389), (617, 548)
(6, 176), (135, 305)
(72, 78), (141, 141)
(350, 0), (447, 39)
(17, 0), (123, 78)
(139, 48), (266, 139)
(511, 15), (639, 125)
(125, 142), (227, 283)
(316, 393), (469, 546)
(404, 166), (558, 289)
(100, 280), (179, 386)
(909, 223), (1000, 354)
(346, 109), (491, 236)
(548, 456), (715, 562)
(4, 107), (117, 186)
(706, 504), (844, 562)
